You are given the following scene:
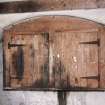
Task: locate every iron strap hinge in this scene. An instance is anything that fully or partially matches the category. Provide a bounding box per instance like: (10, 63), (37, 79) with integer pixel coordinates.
(80, 75), (100, 80)
(8, 42), (26, 49)
(79, 39), (100, 46)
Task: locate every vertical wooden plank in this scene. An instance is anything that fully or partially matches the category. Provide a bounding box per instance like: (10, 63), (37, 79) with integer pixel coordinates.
(50, 32), (63, 88)
(50, 32), (69, 89)
(42, 33), (49, 88)
(3, 30), (11, 88)
(10, 35), (18, 88)
(100, 27), (105, 88)
(65, 32), (79, 88)
(60, 33), (69, 88)
(77, 32), (87, 88)
(31, 35), (41, 88)
(49, 33), (55, 88)
(32, 33), (49, 88)
(20, 35), (33, 87)
(10, 35), (22, 88)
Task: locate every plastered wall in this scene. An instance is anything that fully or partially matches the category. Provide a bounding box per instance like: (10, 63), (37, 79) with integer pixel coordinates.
(0, 9), (105, 105)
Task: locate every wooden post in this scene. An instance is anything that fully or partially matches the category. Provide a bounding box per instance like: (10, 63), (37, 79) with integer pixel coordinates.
(57, 91), (67, 105)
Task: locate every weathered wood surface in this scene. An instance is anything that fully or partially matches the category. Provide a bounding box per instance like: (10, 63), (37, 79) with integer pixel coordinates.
(0, 0), (105, 13)
(3, 16), (105, 90)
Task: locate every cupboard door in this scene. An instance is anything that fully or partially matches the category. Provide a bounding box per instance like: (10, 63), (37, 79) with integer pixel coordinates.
(4, 31), (99, 90)
(50, 31), (99, 89)
(79, 32), (99, 88)
(8, 34), (49, 89)
(9, 35), (35, 88)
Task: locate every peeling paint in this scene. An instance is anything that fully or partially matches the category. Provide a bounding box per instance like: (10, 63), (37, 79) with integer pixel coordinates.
(73, 56), (77, 62)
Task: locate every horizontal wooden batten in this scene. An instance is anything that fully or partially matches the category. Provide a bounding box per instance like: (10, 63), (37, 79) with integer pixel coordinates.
(10, 29), (99, 35)
(0, 0), (105, 13)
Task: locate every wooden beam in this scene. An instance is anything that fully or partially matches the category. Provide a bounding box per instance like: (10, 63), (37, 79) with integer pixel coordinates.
(0, 1), (42, 13)
(0, 0), (105, 13)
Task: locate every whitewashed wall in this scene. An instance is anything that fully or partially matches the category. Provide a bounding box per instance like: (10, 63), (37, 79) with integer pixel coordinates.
(0, 9), (105, 105)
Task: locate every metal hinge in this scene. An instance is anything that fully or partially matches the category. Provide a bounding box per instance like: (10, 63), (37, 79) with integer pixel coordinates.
(10, 75), (20, 79)
(80, 75), (100, 80)
(79, 39), (100, 46)
(8, 42), (26, 49)
(10, 75), (23, 79)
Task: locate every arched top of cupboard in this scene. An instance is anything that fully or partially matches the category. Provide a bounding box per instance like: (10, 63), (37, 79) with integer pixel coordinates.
(3, 15), (105, 34)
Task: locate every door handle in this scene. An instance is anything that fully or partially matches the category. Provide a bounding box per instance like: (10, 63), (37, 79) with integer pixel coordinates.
(79, 39), (100, 46)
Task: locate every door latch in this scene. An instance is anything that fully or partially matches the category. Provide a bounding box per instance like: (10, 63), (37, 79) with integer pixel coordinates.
(79, 39), (100, 46)
(8, 42), (26, 49)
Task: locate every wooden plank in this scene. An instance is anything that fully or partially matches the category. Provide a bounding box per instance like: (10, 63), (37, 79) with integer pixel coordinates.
(27, 33), (49, 88)
(40, 33), (49, 88)
(3, 31), (11, 88)
(100, 27), (105, 88)
(50, 32), (63, 88)
(10, 35), (22, 88)
(64, 32), (79, 88)
(0, 0), (105, 13)
(49, 33), (55, 88)
(67, 32), (85, 88)
(20, 35), (34, 87)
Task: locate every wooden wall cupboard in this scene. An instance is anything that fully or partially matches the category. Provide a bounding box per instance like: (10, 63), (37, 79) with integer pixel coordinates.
(3, 16), (105, 91)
